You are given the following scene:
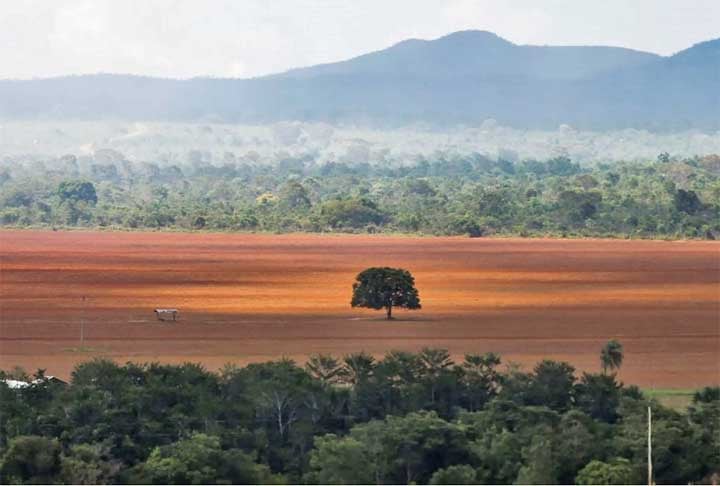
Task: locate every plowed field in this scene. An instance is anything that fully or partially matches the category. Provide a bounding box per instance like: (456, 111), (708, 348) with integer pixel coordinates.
(1, 230), (718, 387)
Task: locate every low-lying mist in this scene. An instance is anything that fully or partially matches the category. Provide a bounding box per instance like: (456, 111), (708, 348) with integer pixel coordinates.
(1, 120), (718, 166)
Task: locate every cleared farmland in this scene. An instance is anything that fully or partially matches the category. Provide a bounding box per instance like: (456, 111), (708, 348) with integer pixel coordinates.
(1, 230), (718, 388)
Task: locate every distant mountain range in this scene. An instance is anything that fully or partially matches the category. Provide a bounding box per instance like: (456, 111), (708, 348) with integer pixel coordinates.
(1, 31), (718, 130)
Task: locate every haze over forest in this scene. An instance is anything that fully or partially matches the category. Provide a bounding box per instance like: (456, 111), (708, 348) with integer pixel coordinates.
(2, 120), (719, 166)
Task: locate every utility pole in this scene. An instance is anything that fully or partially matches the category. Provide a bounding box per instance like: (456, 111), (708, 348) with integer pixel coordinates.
(648, 406), (653, 486)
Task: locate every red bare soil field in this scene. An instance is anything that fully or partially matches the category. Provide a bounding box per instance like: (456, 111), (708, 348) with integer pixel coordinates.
(1, 229), (718, 388)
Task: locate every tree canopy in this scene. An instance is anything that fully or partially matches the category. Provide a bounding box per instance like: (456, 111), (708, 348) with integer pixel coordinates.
(2, 154), (718, 240)
(1, 347), (718, 485)
(351, 267), (421, 319)
(57, 180), (98, 205)
(600, 340), (624, 374)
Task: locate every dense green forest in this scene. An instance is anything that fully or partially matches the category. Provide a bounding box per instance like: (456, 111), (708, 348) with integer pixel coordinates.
(1, 346), (718, 484)
(1, 152), (718, 239)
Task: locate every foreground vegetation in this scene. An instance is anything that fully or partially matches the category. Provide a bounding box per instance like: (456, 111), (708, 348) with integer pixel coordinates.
(1, 152), (718, 239)
(1, 346), (718, 484)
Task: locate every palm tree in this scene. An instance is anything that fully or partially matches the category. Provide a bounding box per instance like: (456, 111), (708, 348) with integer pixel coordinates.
(419, 348), (454, 403)
(341, 352), (376, 385)
(419, 347), (454, 377)
(305, 354), (343, 385)
(600, 340), (624, 374)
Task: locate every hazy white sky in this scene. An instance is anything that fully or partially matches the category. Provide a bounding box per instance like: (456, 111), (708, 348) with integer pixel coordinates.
(2, 0), (718, 79)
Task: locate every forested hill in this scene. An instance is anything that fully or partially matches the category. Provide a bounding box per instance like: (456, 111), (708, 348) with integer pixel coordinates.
(1, 31), (718, 130)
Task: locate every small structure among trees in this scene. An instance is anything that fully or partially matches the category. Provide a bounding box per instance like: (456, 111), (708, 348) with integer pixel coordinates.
(1, 375), (66, 389)
(350, 267), (421, 319)
(154, 308), (179, 322)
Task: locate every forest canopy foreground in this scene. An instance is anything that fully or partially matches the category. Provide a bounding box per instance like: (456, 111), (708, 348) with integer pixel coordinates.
(1, 350), (718, 484)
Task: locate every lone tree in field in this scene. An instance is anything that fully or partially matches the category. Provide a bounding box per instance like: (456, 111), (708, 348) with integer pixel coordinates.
(600, 339), (624, 374)
(351, 267), (421, 320)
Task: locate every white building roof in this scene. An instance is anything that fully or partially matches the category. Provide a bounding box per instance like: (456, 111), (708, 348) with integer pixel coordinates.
(2, 376), (64, 389)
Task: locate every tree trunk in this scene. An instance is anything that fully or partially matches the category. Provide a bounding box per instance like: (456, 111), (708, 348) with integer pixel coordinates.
(386, 305), (392, 320)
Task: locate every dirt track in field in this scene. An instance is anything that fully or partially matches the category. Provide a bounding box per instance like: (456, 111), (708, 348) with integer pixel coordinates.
(1, 229), (718, 388)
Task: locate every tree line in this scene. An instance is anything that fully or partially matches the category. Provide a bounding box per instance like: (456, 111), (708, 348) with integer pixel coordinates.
(1, 153), (718, 239)
(1, 344), (718, 484)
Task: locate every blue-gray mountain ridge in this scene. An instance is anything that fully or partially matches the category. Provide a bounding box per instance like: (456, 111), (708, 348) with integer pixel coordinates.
(1, 31), (717, 130)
